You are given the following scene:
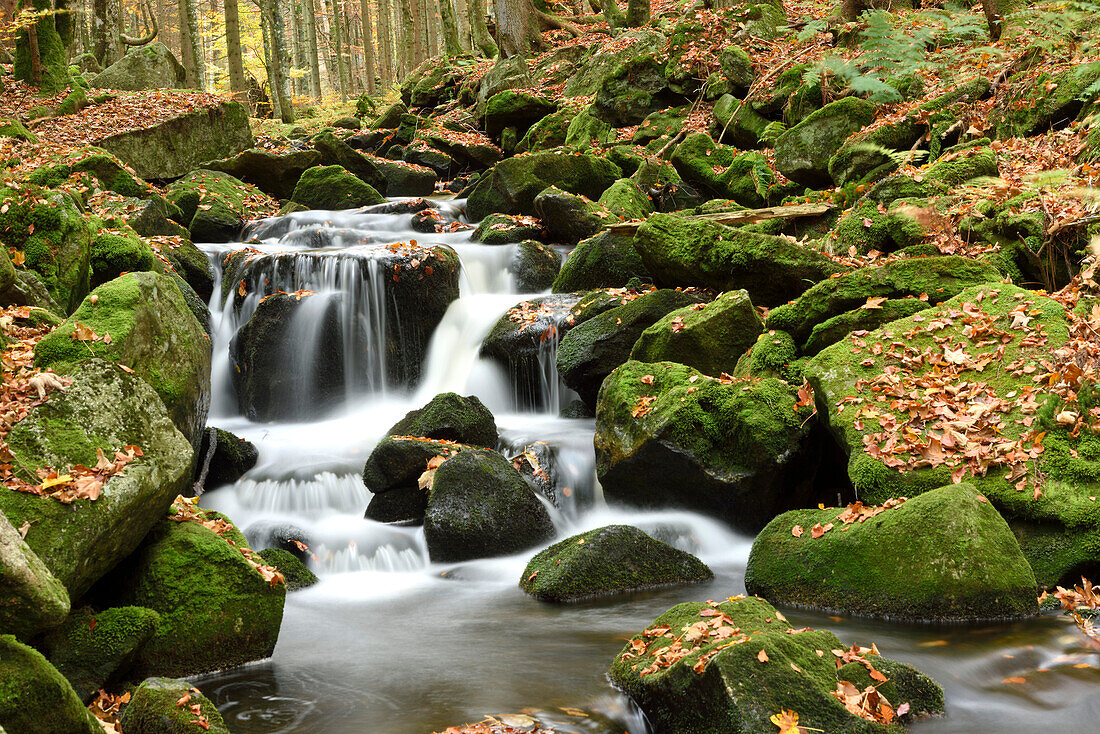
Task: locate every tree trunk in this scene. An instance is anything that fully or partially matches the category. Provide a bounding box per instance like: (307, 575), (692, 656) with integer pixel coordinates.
(625, 0), (648, 26)
(224, 0), (248, 96)
(178, 0), (205, 88)
(494, 0), (541, 57)
(379, 0), (395, 85)
(302, 0), (322, 98)
(360, 0), (377, 93)
(92, 0), (121, 66)
(439, 0), (463, 56)
(329, 0), (348, 97)
(599, 0), (625, 33)
(261, 0), (296, 121)
(14, 0), (71, 92)
(466, 0), (496, 57)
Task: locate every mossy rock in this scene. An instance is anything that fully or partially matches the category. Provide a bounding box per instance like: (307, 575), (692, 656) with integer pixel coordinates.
(387, 392), (498, 447)
(466, 152), (622, 221)
(473, 213), (543, 245)
(0, 360), (193, 598)
(593, 53), (669, 127)
(557, 289), (705, 406)
(369, 156), (438, 197)
(25, 145), (152, 199)
(805, 284), (1100, 586)
(732, 329), (802, 383)
(0, 635), (100, 734)
(93, 512), (285, 678)
(607, 596), (944, 734)
(424, 449), (555, 562)
(0, 509), (70, 640)
(363, 437), (474, 524)
(832, 198), (930, 255)
(165, 169), (270, 243)
(197, 427), (258, 489)
(562, 29), (667, 97)
(746, 483), (1039, 622)
(119, 677), (229, 734)
(598, 178), (654, 221)
(312, 130), (388, 193)
(534, 186), (614, 245)
(802, 298), (929, 355)
(712, 94), (770, 149)
(88, 42), (185, 90)
(42, 606), (160, 702)
(0, 185), (92, 314)
(258, 548), (318, 591)
(766, 255), (1002, 349)
(633, 108), (685, 145)
(552, 231), (651, 292)
(0, 117), (37, 143)
(204, 147), (323, 199)
(89, 230), (156, 288)
(990, 60), (1100, 139)
(520, 525), (713, 602)
(922, 139), (998, 188)
(631, 290), (763, 376)
(634, 213), (846, 307)
(775, 97), (877, 189)
(516, 110), (573, 153)
(35, 271), (211, 446)
(290, 164), (385, 210)
(484, 90), (557, 140)
(595, 361), (820, 531)
(510, 239), (562, 291)
(154, 237), (214, 301)
(671, 133), (774, 207)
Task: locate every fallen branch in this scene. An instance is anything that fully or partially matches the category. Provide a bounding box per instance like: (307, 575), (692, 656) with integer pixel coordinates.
(606, 202), (837, 235)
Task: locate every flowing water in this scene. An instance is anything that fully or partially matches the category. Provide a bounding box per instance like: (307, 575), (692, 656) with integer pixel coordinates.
(193, 201), (1099, 734)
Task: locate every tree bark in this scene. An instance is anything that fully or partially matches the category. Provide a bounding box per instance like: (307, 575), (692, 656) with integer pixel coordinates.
(494, 0), (542, 57)
(438, 0), (463, 56)
(302, 0), (322, 97)
(328, 0), (348, 97)
(261, 0), (295, 120)
(377, 0), (393, 85)
(224, 0), (248, 96)
(625, 0), (648, 26)
(92, 0), (121, 66)
(466, 0), (496, 57)
(599, 0), (625, 33)
(360, 0), (377, 93)
(177, 0), (205, 88)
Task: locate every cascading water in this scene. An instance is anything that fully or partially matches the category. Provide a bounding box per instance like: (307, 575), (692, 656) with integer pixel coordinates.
(193, 200), (1099, 734)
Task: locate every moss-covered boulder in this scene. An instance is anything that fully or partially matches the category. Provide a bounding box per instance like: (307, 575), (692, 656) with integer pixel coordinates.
(424, 449), (555, 562)
(387, 392), (498, 447)
(466, 152), (622, 221)
(24, 146), (155, 200)
(552, 231), (651, 292)
(746, 484), (1039, 622)
(520, 525), (712, 602)
(990, 60), (1100, 139)
(88, 230), (156, 288)
(196, 427), (258, 489)
(732, 329), (802, 383)
(312, 130), (388, 191)
(598, 178), (654, 221)
(558, 289), (704, 406)
(0, 185), (91, 313)
(119, 678), (229, 734)
(369, 156), (438, 197)
(290, 164), (385, 210)
(563, 29), (667, 97)
(484, 90), (557, 140)
(801, 298), (929, 356)
(805, 283), (1100, 586)
(631, 290), (763, 376)
(258, 547), (317, 591)
(42, 606), (160, 702)
(0, 510), (70, 640)
(634, 213), (846, 307)
(204, 147), (323, 199)
(534, 186), (614, 245)
(95, 101), (253, 180)
(765, 256), (1002, 352)
(775, 97), (877, 189)
(922, 140), (998, 188)
(671, 133), (774, 207)
(510, 239), (562, 291)
(0, 635), (100, 734)
(89, 42), (185, 90)
(0, 117), (36, 142)
(607, 596), (944, 734)
(516, 110), (573, 153)
(594, 53), (669, 127)
(473, 213), (543, 245)
(35, 271), (211, 446)
(832, 198), (929, 255)
(0, 360), (193, 598)
(363, 436), (474, 524)
(93, 511), (285, 678)
(596, 361), (821, 531)
(564, 106), (616, 149)
(166, 169), (271, 242)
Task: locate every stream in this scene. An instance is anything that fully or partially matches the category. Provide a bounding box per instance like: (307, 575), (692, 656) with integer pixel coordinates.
(192, 200), (1099, 734)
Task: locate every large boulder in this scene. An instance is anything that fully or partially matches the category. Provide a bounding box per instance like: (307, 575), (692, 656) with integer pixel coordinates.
(290, 164), (385, 210)
(0, 184), (91, 313)
(557, 288), (704, 406)
(552, 231), (652, 292)
(119, 677), (230, 734)
(0, 509), (70, 640)
(634, 214), (846, 307)
(424, 449), (555, 562)
(534, 186), (614, 245)
(804, 283), (1100, 586)
(0, 360), (193, 598)
(593, 53), (668, 127)
(89, 42), (186, 90)
(671, 133), (773, 207)
(92, 510), (285, 678)
(631, 290), (763, 376)
(607, 596), (944, 734)
(312, 130), (389, 192)
(88, 229), (156, 289)
(35, 271), (212, 446)
(563, 30), (666, 97)
(595, 361), (822, 531)
(990, 60), (1100, 139)
(203, 147), (323, 200)
(466, 152), (622, 221)
(363, 436), (473, 524)
(775, 97), (877, 189)
(0, 635), (100, 734)
(95, 101), (254, 180)
(746, 484), (1039, 622)
(519, 525), (713, 602)
(386, 392), (497, 447)
(484, 90), (557, 140)
(166, 169), (271, 243)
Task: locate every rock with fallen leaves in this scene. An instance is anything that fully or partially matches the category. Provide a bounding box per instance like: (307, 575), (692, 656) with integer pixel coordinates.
(118, 677), (229, 734)
(424, 448), (555, 563)
(595, 361), (826, 532)
(41, 605), (161, 702)
(473, 212), (544, 245)
(166, 169), (276, 243)
(607, 596), (943, 734)
(806, 282), (1100, 586)
(88, 505), (285, 679)
(631, 289), (764, 376)
(746, 483), (1039, 622)
(258, 547), (318, 591)
(34, 271), (211, 446)
(387, 392), (499, 448)
(519, 524), (713, 602)
(634, 213), (846, 307)
(465, 151), (622, 222)
(0, 634), (101, 734)
(0, 508), (70, 640)
(1, 359), (192, 598)
(362, 436), (475, 523)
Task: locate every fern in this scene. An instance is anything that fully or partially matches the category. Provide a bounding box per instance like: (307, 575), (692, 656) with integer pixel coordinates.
(844, 142), (929, 167)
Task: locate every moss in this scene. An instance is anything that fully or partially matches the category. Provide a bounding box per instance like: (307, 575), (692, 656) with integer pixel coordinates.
(564, 106), (616, 149)
(510, 239), (561, 291)
(466, 151), (622, 221)
(802, 298), (929, 355)
(516, 110), (572, 152)
(630, 289), (763, 376)
(0, 117), (37, 143)
(553, 232), (651, 292)
(671, 133), (774, 207)
(832, 198), (929, 255)
(13, 0), (71, 94)
(745, 483), (1038, 621)
(991, 61), (1100, 139)
(386, 392), (498, 447)
(0, 635), (99, 734)
(598, 178), (653, 221)
(483, 90), (557, 140)
(732, 329), (801, 382)
(633, 108), (685, 145)
(290, 164), (385, 210)
(775, 97), (877, 189)
(520, 525), (713, 602)
(923, 139), (998, 187)
(607, 596), (943, 734)
(473, 213), (543, 245)
(119, 677), (229, 734)
(258, 548), (318, 591)
(90, 231), (156, 288)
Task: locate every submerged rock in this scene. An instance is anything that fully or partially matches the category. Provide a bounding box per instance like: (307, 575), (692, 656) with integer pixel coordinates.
(0, 635), (100, 734)
(119, 678), (229, 734)
(520, 525), (712, 602)
(746, 483), (1039, 622)
(608, 596), (944, 734)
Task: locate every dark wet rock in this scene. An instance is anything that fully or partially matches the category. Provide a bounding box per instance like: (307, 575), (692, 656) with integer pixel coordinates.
(552, 231), (652, 292)
(466, 151), (622, 221)
(510, 240), (562, 292)
(387, 392), (498, 448)
(474, 213), (544, 245)
(204, 147), (322, 199)
(534, 186), (613, 245)
(197, 427), (258, 489)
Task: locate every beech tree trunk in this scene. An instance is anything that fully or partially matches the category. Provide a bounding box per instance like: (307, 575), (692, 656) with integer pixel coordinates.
(599, 0), (625, 33)
(466, 0), (496, 57)
(377, 0), (394, 85)
(494, 0), (541, 57)
(92, 0), (121, 66)
(178, 0), (205, 88)
(328, 0), (347, 97)
(625, 0), (649, 26)
(360, 0), (377, 93)
(302, 0), (322, 97)
(439, 0), (463, 55)
(224, 0), (248, 96)
(261, 0), (295, 120)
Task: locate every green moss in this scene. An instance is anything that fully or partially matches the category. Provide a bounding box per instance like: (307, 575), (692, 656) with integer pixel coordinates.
(598, 178), (654, 221)
(0, 635), (99, 734)
(386, 392), (497, 447)
(466, 151), (622, 221)
(516, 110), (573, 153)
(671, 133), (774, 207)
(802, 297), (929, 355)
(991, 61), (1100, 139)
(923, 139), (998, 187)
(13, 0), (71, 94)
(520, 525), (713, 602)
(832, 198), (930, 255)
(290, 164), (385, 210)
(564, 106), (616, 149)
(732, 329), (801, 382)
(90, 231), (156, 288)
(119, 677), (229, 734)
(258, 548), (318, 591)
(473, 213), (543, 245)
(775, 97), (877, 189)
(0, 117), (37, 143)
